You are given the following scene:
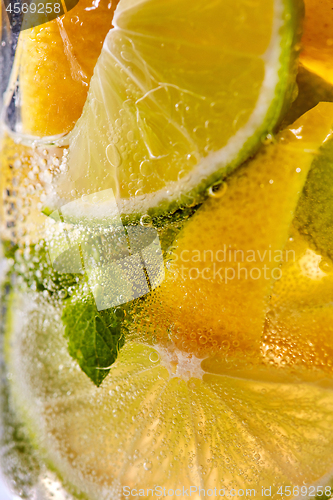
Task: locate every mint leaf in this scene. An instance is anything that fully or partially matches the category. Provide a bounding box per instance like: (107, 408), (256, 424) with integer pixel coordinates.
(62, 291), (126, 386)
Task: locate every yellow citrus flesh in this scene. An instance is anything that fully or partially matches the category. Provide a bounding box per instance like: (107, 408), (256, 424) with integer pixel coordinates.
(135, 103), (333, 358)
(18, 0), (119, 137)
(300, 0), (333, 83)
(270, 227), (333, 313)
(52, 0), (300, 215)
(0, 136), (51, 245)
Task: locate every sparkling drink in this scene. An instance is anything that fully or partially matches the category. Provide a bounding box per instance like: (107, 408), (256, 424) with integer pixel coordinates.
(1, 1), (333, 499)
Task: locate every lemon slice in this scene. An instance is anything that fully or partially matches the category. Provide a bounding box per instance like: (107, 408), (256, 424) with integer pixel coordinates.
(6, 291), (333, 500)
(15, 0), (119, 138)
(51, 0), (303, 217)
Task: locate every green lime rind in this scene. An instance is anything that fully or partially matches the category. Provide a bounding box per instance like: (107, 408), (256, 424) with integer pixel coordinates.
(294, 135), (333, 261)
(0, 285), (42, 499)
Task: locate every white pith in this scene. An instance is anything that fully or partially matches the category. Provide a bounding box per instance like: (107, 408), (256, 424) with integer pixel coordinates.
(154, 345), (205, 380)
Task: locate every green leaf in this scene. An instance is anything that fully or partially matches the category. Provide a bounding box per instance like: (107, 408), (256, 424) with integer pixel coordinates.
(4, 240), (81, 295)
(62, 291), (126, 386)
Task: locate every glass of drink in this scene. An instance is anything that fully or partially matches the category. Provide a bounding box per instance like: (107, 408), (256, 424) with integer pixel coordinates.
(1, 0), (333, 499)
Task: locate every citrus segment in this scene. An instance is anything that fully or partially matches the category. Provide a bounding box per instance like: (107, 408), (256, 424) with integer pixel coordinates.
(6, 292), (333, 500)
(136, 103), (333, 357)
(51, 0), (302, 216)
(264, 305), (333, 375)
(17, 0), (119, 137)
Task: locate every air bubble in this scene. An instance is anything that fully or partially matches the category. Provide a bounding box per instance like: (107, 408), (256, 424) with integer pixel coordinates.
(127, 131), (134, 142)
(193, 126), (206, 140)
(58, 289), (68, 299)
(262, 134), (274, 146)
(186, 152), (199, 167)
(140, 214), (152, 226)
(121, 51), (133, 61)
(106, 144), (122, 168)
(210, 101), (225, 115)
(208, 182), (227, 199)
(140, 160), (153, 177)
(143, 462), (152, 471)
(149, 351), (160, 363)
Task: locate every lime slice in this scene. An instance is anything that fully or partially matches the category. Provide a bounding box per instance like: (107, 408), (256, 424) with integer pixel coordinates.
(6, 291), (333, 500)
(50, 0), (303, 217)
